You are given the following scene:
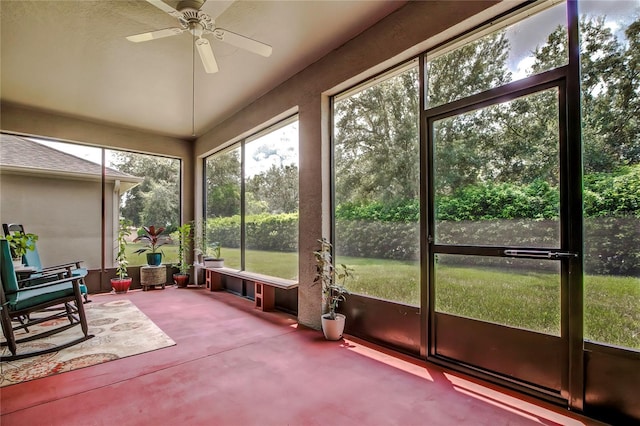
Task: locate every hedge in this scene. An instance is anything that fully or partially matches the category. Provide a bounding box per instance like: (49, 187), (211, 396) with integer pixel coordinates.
(206, 166), (639, 276)
(337, 167), (639, 223)
(207, 213), (297, 252)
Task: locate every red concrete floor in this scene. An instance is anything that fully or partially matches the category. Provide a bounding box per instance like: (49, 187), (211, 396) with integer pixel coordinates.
(1, 287), (605, 426)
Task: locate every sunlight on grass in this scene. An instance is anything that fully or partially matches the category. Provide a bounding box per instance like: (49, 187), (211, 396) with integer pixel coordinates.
(124, 243), (638, 349)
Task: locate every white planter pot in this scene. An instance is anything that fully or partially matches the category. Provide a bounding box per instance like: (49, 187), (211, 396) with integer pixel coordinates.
(321, 313), (346, 341)
(204, 258), (224, 268)
(12, 259), (23, 268)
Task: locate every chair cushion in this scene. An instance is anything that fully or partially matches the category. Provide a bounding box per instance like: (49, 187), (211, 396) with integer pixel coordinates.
(7, 282), (75, 311)
(1, 239), (20, 294)
(71, 268), (88, 278)
(23, 244), (43, 270)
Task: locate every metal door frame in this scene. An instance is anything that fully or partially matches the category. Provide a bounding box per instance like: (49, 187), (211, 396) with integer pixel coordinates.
(422, 67), (582, 404)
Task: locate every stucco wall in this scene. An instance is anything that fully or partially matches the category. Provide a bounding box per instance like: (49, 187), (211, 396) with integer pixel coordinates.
(0, 104), (195, 227)
(0, 172), (112, 269)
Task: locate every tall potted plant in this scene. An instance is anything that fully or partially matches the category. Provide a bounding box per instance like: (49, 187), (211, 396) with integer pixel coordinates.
(314, 238), (353, 340)
(173, 222), (192, 288)
(5, 231), (38, 267)
(133, 225), (170, 266)
(111, 218), (132, 293)
(192, 218), (206, 265)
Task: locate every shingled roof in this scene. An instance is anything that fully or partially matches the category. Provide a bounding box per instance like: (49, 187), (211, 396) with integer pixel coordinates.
(0, 133), (138, 181)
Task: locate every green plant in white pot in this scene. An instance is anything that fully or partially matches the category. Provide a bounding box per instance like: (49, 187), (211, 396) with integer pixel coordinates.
(204, 241), (224, 268)
(314, 238), (353, 340)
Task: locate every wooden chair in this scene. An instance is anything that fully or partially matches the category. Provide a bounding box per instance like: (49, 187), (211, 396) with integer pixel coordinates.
(2, 223), (90, 302)
(0, 239), (93, 361)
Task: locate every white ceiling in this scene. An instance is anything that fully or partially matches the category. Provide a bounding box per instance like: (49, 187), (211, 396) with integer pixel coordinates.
(1, 0), (407, 140)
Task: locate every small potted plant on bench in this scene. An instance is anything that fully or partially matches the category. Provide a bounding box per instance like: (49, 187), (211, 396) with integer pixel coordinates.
(314, 238), (353, 340)
(204, 241), (224, 268)
(173, 222), (192, 288)
(111, 218), (132, 293)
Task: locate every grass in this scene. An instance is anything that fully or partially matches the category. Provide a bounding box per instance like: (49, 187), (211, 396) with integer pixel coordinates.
(124, 243), (639, 350)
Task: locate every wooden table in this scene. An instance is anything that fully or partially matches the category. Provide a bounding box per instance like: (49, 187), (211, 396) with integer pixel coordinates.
(140, 265), (166, 291)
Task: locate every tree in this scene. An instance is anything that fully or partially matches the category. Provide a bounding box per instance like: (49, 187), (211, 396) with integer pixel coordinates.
(205, 149), (241, 217)
(246, 164), (299, 214)
(334, 67), (420, 204)
(531, 17), (640, 172)
(334, 31), (513, 204)
(139, 181), (178, 229)
(110, 152), (180, 228)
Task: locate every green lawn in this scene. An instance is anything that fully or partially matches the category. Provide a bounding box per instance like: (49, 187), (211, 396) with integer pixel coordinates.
(125, 243), (639, 350)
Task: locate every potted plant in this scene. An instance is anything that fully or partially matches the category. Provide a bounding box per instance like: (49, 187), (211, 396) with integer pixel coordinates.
(111, 218), (132, 293)
(172, 222), (192, 288)
(5, 231), (38, 267)
(313, 238), (353, 341)
(133, 225), (171, 266)
(204, 241), (224, 268)
(192, 218), (206, 265)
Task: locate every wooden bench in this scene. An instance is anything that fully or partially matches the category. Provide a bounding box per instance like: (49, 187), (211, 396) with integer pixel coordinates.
(204, 267), (298, 311)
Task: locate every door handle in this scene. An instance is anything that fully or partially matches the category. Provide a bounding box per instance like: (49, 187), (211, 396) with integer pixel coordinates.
(504, 249), (578, 259)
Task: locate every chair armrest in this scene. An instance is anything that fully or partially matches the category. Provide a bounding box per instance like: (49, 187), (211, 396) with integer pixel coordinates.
(18, 270), (69, 286)
(15, 275), (83, 293)
(39, 261), (84, 273)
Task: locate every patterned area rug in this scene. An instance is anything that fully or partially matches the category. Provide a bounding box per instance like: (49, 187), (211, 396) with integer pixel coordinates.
(0, 299), (175, 387)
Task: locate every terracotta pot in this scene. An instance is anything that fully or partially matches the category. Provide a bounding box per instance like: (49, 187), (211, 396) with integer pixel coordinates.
(321, 313), (346, 341)
(173, 273), (190, 288)
(111, 277), (132, 294)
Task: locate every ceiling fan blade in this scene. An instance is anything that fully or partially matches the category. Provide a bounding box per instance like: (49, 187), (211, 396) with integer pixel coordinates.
(126, 27), (185, 43)
(196, 38), (219, 73)
(211, 28), (272, 57)
(145, 0), (182, 18)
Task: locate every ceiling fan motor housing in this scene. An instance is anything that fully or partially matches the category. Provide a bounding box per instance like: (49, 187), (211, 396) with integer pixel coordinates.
(174, 0), (205, 11)
(179, 8), (214, 34)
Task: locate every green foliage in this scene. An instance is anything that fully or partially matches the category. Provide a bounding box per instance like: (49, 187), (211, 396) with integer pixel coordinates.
(246, 164), (299, 214)
(172, 222), (192, 274)
(437, 180), (559, 221)
(314, 238), (352, 318)
(336, 199), (419, 222)
(583, 166), (640, 218)
(140, 181), (179, 234)
(337, 220), (419, 261)
(584, 216), (640, 276)
(115, 218), (131, 279)
(205, 149), (241, 217)
(206, 213), (298, 252)
(5, 232), (38, 259)
(334, 67), (420, 205)
(133, 225), (171, 256)
(533, 17), (640, 172)
(208, 241), (221, 260)
(111, 152), (180, 229)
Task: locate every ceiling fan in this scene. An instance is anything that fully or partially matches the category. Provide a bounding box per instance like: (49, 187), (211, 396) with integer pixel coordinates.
(126, 0), (272, 73)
